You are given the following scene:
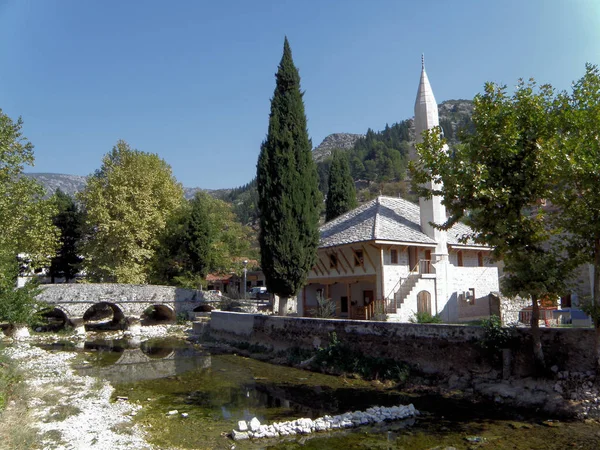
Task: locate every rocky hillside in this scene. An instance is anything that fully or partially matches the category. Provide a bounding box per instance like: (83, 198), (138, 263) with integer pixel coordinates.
(312, 133), (363, 162)
(24, 173), (228, 200)
(25, 173), (88, 197)
(27, 99), (473, 221)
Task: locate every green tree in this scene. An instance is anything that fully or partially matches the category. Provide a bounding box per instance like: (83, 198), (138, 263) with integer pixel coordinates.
(0, 109), (58, 326)
(184, 193), (213, 279)
(49, 189), (83, 282)
(152, 192), (255, 288)
(412, 79), (570, 373)
(256, 37), (322, 315)
(0, 255), (47, 327)
(325, 150), (357, 221)
(0, 110), (58, 273)
(78, 140), (184, 283)
(554, 64), (600, 373)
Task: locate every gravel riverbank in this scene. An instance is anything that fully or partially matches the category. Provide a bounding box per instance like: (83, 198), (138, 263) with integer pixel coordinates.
(1, 325), (189, 450)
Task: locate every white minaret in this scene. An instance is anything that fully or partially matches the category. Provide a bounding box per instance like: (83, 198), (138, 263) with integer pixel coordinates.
(414, 55), (448, 262)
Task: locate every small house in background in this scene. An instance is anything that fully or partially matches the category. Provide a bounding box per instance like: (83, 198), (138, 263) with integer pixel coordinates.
(205, 259), (266, 297)
(298, 57), (501, 322)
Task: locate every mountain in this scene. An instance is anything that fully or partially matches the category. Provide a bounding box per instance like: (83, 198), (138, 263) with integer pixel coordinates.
(26, 99), (473, 221)
(312, 133), (363, 162)
(24, 173), (230, 200)
(24, 173), (88, 198)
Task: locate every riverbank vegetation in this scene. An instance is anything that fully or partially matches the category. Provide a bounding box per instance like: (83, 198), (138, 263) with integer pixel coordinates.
(0, 352), (37, 450)
(229, 332), (411, 384)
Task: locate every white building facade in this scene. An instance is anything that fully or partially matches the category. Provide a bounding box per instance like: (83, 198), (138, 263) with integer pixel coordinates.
(298, 58), (500, 322)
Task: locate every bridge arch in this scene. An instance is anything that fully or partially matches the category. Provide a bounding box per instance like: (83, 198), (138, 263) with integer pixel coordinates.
(140, 304), (176, 326)
(83, 302), (126, 331)
(140, 340), (175, 359)
(38, 307), (69, 332)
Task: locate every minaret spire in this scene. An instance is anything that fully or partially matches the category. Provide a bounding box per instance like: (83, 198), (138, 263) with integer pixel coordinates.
(414, 55), (439, 143)
(413, 56), (448, 262)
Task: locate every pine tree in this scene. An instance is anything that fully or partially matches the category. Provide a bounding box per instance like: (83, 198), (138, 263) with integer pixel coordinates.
(49, 189), (83, 282)
(256, 37), (322, 315)
(325, 150), (357, 221)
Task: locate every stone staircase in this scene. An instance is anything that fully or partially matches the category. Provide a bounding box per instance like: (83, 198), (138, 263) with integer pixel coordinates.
(385, 272), (421, 315)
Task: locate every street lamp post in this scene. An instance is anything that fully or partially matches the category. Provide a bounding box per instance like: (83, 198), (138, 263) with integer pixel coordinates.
(243, 260), (248, 300)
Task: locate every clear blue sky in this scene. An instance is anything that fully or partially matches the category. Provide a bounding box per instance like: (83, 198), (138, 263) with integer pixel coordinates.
(1, 0), (598, 189)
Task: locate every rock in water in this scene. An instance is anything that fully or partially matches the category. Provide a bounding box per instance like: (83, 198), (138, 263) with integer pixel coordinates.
(231, 430), (249, 441)
(249, 417), (261, 432)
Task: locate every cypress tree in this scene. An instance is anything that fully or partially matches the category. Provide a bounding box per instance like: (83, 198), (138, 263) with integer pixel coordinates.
(184, 192), (213, 278)
(325, 150), (357, 221)
(49, 189), (83, 283)
(256, 37), (322, 315)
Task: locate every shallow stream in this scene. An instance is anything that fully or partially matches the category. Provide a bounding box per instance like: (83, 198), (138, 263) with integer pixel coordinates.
(42, 338), (600, 449)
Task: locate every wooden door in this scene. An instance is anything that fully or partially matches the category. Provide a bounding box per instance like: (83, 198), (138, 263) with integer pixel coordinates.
(408, 247), (417, 271)
(363, 290), (373, 305)
(417, 291), (432, 315)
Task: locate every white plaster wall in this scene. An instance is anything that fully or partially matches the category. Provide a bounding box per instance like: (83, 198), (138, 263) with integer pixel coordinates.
(449, 249), (496, 268)
(299, 284), (323, 315)
(449, 266), (499, 298)
(308, 246), (378, 281)
(443, 266), (500, 322)
(382, 248), (410, 300)
(350, 281), (377, 306)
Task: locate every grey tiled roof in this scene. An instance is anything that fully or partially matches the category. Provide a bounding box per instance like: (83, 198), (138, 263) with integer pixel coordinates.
(447, 221), (477, 246)
(320, 196), (482, 248)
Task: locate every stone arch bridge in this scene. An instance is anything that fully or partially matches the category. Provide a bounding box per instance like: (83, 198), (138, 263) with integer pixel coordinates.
(37, 283), (211, 333)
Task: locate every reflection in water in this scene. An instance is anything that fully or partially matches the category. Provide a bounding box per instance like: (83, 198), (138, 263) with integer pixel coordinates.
(39, 339), (600, 449)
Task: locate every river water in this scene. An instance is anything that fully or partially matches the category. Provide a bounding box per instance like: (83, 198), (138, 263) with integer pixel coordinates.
(42, 338), (600, 449)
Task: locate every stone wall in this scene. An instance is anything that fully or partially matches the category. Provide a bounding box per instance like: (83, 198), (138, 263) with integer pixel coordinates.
(207, 312), (597, 378)
(498, 295), (530, 326)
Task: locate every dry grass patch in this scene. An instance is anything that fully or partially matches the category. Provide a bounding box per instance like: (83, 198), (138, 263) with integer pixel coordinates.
(44, 404), (82, 422)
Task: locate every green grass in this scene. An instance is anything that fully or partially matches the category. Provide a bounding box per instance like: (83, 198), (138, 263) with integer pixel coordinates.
(0, 350), (39, 450)
(0, 353), (21, 410)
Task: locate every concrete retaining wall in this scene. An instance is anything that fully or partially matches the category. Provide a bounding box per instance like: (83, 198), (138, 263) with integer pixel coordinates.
(207, 312), (597, 378)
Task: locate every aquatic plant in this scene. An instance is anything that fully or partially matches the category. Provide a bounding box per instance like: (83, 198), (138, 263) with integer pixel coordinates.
(312, 333), (409, 382)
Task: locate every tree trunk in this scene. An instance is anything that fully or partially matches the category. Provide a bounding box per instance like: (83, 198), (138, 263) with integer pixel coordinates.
(593, 237), (600, 376)
(278, 296), (289, 316)
(530, 294), (546, 374)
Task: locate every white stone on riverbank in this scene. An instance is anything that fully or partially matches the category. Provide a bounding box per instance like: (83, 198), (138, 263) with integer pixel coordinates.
(232, 403), (419, 441)
(3, 343), (153, 449)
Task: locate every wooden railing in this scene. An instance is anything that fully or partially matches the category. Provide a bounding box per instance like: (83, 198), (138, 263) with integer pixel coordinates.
(352, 300), (388, 320)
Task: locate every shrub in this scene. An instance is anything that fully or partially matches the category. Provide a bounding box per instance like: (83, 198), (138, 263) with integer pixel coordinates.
(479, 315), (516, 355)
(312, 333), (409, 382)
(409, 311), (442, 324)
(285, 347), (315, 365)
(310, 293), (336, 318)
